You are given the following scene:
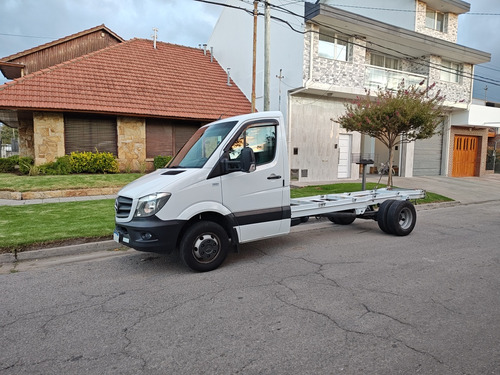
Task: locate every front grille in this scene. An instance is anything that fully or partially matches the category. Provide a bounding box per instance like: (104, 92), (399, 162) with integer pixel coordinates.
(115, 196), (133, 218)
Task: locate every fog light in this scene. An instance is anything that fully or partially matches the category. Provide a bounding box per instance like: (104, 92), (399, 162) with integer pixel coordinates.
(141, 232), (153, 240)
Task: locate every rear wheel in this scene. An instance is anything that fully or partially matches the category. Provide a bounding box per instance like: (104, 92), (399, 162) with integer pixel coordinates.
(386, 200), (417, 236)
(180, 221), (229, 272)
(377, 200), (396, 234)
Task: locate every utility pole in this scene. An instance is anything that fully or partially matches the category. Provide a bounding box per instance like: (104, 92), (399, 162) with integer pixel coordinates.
(276, 69), (284, 112)
(251, 1), (258, 113)
(264, 1), (271, 111)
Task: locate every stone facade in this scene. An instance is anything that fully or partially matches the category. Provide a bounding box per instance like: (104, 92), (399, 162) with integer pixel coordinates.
(33, 112), (65, 165)
(304, 24), (367, 90)
(17, 112), (149, 172)
(415, 1), (458, 43)
(18, 117), (34, 158)
(117, 116), (146, 172)
(427, 55), (472, 104)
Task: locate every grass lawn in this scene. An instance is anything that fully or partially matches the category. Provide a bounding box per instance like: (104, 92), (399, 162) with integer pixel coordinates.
(0, 173), (143, 192)
(0, 180), (452, 253)
(0, 199), (115, 252)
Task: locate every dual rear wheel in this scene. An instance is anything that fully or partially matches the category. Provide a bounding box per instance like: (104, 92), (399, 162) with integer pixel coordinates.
(327, 200), (417, 236)
(377, 200), (416, 236)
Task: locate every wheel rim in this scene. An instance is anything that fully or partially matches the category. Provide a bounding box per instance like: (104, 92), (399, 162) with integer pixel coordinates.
(398, 207), (414, 230)
(193, 233), (220, 263)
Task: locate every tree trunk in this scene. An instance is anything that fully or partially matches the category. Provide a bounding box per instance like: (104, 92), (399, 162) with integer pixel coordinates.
(387, 146), (394, 187)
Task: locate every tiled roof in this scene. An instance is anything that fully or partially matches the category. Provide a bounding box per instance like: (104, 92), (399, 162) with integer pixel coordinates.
(0, 38), (252, 121)
(0, 24), (123, 61)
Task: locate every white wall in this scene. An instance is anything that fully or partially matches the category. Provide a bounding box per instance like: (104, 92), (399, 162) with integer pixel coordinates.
(288, 95), (361, 182)
(208, 0), (305, 119)
(451, 104), (500, 128)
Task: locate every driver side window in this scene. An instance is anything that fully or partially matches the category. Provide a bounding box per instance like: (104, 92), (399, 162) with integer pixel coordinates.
(229, 125), (276, 166)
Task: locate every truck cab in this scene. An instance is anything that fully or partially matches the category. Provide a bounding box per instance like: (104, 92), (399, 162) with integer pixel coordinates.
(114, 111), (291, 271)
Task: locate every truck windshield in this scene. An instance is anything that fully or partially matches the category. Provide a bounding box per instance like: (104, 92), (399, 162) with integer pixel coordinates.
(168, 121), (237, 168)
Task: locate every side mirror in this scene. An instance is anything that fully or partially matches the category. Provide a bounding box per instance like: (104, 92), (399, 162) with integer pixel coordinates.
(240, 147), (256, 173)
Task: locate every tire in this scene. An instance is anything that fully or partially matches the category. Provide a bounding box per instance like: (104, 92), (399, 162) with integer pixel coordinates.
(386, 200), (417, 236)
(377, 200), (396, 234)
(179, 221), (229, 272)
(328, 210), (356, 225)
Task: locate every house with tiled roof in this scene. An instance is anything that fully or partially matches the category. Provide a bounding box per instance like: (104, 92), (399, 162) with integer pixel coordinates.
(0, 31), (252, 170)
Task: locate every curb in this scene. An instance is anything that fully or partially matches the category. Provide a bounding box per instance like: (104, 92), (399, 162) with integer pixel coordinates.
(0, 201), (461, 266)
(0, 240), (122, 265)
(0, 188), (120, 201)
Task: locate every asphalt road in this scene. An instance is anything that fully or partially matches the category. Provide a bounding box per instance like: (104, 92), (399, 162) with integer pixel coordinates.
(1, 202), (499, 375)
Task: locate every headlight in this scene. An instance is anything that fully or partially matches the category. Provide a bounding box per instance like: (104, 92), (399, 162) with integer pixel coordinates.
(135, 192), (171, 217)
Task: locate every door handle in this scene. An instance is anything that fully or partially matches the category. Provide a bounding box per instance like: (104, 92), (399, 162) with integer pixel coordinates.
(267, 174), (281, 180)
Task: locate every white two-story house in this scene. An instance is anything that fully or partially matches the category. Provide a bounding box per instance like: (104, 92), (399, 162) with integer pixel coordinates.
(209, 0), (493, 182)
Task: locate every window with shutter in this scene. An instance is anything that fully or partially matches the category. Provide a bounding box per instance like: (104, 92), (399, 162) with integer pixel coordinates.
(146, 119), (202, 158)
(64, 115), (117, 155)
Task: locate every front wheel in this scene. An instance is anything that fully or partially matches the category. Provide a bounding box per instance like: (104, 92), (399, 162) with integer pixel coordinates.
(180, 221), (229, 272)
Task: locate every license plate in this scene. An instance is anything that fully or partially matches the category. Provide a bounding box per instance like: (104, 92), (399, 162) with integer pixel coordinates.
(114, 231), (129, 244)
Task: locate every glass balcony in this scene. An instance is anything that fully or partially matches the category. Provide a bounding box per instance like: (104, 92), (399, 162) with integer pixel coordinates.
(364, 66), (427, 91)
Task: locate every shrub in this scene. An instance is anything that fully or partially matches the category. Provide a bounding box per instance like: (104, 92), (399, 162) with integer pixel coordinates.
(18, 157), (34, 175)
(39, 155), (72, 175)
(0, 155), (19, 173)
(153, 155), (172, 170)
(69, 151), (119, 174)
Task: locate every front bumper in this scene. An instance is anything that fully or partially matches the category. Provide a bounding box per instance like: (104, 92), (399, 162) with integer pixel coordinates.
(114, 216), (186, 254)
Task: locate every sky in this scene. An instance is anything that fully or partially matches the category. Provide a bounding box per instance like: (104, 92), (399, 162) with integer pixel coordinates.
(0, 0), (499, 102)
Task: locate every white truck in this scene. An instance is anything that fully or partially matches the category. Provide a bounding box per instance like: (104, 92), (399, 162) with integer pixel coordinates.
(114, 111), (425, 272)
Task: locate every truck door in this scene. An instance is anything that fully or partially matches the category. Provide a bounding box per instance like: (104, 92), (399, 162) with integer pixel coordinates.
(220, 120), (289, 243)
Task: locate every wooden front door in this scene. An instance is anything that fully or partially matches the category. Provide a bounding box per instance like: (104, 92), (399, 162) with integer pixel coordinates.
(452, 135), (478, 177)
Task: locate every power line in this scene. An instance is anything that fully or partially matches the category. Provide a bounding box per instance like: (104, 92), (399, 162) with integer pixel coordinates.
(0, 32), (55, 40)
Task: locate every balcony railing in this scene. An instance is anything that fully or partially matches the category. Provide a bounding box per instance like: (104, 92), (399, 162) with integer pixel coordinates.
(364, 66), (427, 91)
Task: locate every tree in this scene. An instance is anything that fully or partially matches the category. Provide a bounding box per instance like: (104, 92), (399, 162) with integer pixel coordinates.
(336, 81), (445, 186)
(1, 123), (18, 145)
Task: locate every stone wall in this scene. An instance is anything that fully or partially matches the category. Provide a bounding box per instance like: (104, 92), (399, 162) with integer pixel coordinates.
(33, 112), (65, 165)
(117, 116), (146, 172)
(18, 117), (34, 158)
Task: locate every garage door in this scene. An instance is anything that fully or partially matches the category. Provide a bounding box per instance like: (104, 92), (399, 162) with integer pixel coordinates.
(413, 125), (443, 176)
(452, 135), (478, 177)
